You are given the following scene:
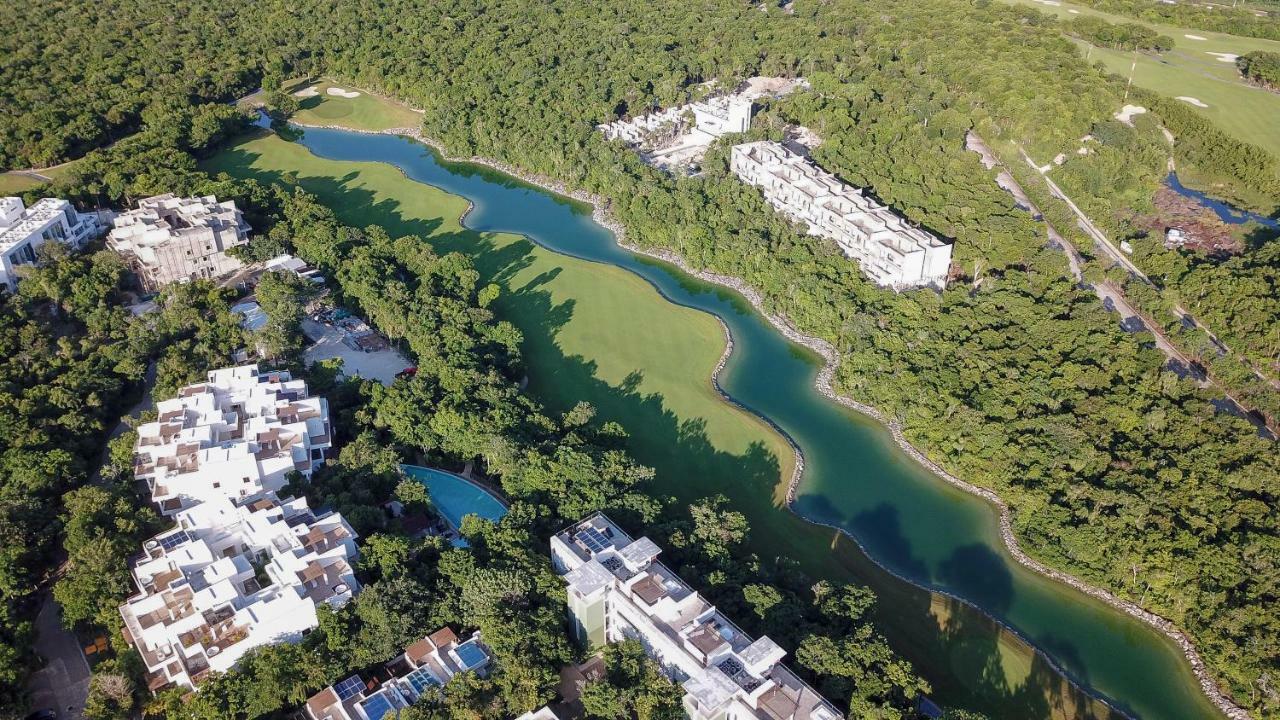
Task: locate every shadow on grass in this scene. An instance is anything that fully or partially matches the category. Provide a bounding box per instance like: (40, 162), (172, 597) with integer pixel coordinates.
(207, 137), (1125, 720)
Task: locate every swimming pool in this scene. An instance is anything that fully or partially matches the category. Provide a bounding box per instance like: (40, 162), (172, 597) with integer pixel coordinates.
(399, 465), (507, 529)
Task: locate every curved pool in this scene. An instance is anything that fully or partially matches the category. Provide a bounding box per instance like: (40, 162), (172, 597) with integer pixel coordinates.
(400, 464), (508, 528)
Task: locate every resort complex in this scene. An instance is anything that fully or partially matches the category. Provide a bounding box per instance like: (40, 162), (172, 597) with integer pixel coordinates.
(118, 364), (355, 690)
(304, 627), (492, 720)
(107, 193), (250, 289)
(597, 77), (807, 172)
(730, 141), (952, 289)
(0, 196), (102, 289)
(120, 491), (360, 691)
(133, 364), (332, 515)
(551, 513), (843, 720)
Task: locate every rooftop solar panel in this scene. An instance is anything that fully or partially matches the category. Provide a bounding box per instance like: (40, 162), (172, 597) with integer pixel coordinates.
(334, 674), (364, 701)
(158, 530), (190, 551)
(575, 526), (611, 554)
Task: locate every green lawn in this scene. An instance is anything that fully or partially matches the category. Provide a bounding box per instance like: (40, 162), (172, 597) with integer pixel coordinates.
(202, 130), (1121, 720)
(287, 79), (424, 132)
(1004, 0), (1280, 155)
(203, 129), (792, 486)
(0, 159), (83, 195)
(0, 172), (45, 195)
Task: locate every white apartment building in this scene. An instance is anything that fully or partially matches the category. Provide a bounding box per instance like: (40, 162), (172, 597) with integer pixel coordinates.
(599, 95), (755, 147)
(551, 514), (842, 720)
(108, 194), (250, 289)
(134, 365), (332, 516)
(305, 627), (493, 720)
(0, 196), (102, 289)
(731, 141), (952, 289)
(120, 491), (360, 691)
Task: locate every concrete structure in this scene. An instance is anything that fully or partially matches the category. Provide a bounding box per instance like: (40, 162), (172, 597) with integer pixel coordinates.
(304, 627), (492, 720)
(108, 194), (250, 289)
(514, 708), (560, 720)
(133, 365), (332, 516)
(552, 514), (842, 720)
(0, 196), (101, 289)
(730, 141), (952, 289)
(119, 491), (360, 691)
(262, 253), (325, 284)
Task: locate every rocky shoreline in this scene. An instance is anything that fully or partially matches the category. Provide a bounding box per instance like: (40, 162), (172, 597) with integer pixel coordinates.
(289, 119), (1249, 720)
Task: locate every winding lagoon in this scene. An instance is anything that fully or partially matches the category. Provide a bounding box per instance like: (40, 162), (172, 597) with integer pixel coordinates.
(209, 125), (1227, 720)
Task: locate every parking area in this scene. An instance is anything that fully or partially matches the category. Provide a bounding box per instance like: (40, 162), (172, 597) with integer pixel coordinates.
(302, 318), (409, 386)
(26, 598), (90, 720)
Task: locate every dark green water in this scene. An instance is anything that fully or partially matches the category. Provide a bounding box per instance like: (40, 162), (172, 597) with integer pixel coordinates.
(275, 126), (1223, 720)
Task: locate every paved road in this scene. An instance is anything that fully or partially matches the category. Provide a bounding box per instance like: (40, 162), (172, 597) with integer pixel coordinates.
(26, 598), (90, 720)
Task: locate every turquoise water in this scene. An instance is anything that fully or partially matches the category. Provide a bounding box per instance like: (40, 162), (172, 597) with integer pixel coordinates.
(224, 124), (1229, 720)
(400, 464), (507, 528)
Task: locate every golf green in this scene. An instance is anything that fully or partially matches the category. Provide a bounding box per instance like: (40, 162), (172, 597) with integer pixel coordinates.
(290, 80), (425, 132)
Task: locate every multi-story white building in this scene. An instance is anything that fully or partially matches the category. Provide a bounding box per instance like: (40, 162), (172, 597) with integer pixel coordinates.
(108, 194), (250, 289)
(133, 365), (331, 516)
(551, 514), (842, 720)
(599, 95), (755, 147)
(0, 196), (102, 289)
(304, 627), (493, 720)
(730, 141), (952, 289)
(120, 491), (360, 691)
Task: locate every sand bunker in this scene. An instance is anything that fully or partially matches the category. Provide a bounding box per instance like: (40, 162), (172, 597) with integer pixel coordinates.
(1205, 52), (1239, 63)
(293, 86), (320, 98)
(326, 87), (362, 98)
(1114, 104), (1147, 125)
(1176, 96), (1209, 107)
(1068, 8), (1080, 13)
(1184, 34), (1207, 40)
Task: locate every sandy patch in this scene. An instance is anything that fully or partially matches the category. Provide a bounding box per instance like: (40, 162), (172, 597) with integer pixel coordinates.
(293, 86), (320, 98)
(1205, 52), (1239, 63)
(1114, 104), (1147, 125)
(1184, 34), (1207, 40)
(1176, 96), (1209, 107)
(1034, 0), (1062, 5)
(1053, 152), (1067, 165)
(326, 87), (362, 98)
(1069, 8), (1080, 13)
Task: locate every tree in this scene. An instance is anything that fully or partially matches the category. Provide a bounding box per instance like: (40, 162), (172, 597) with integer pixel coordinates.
(255, 269), (320, 362)
(579, 641), (684, 720)
(84, 669), (136, 720)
